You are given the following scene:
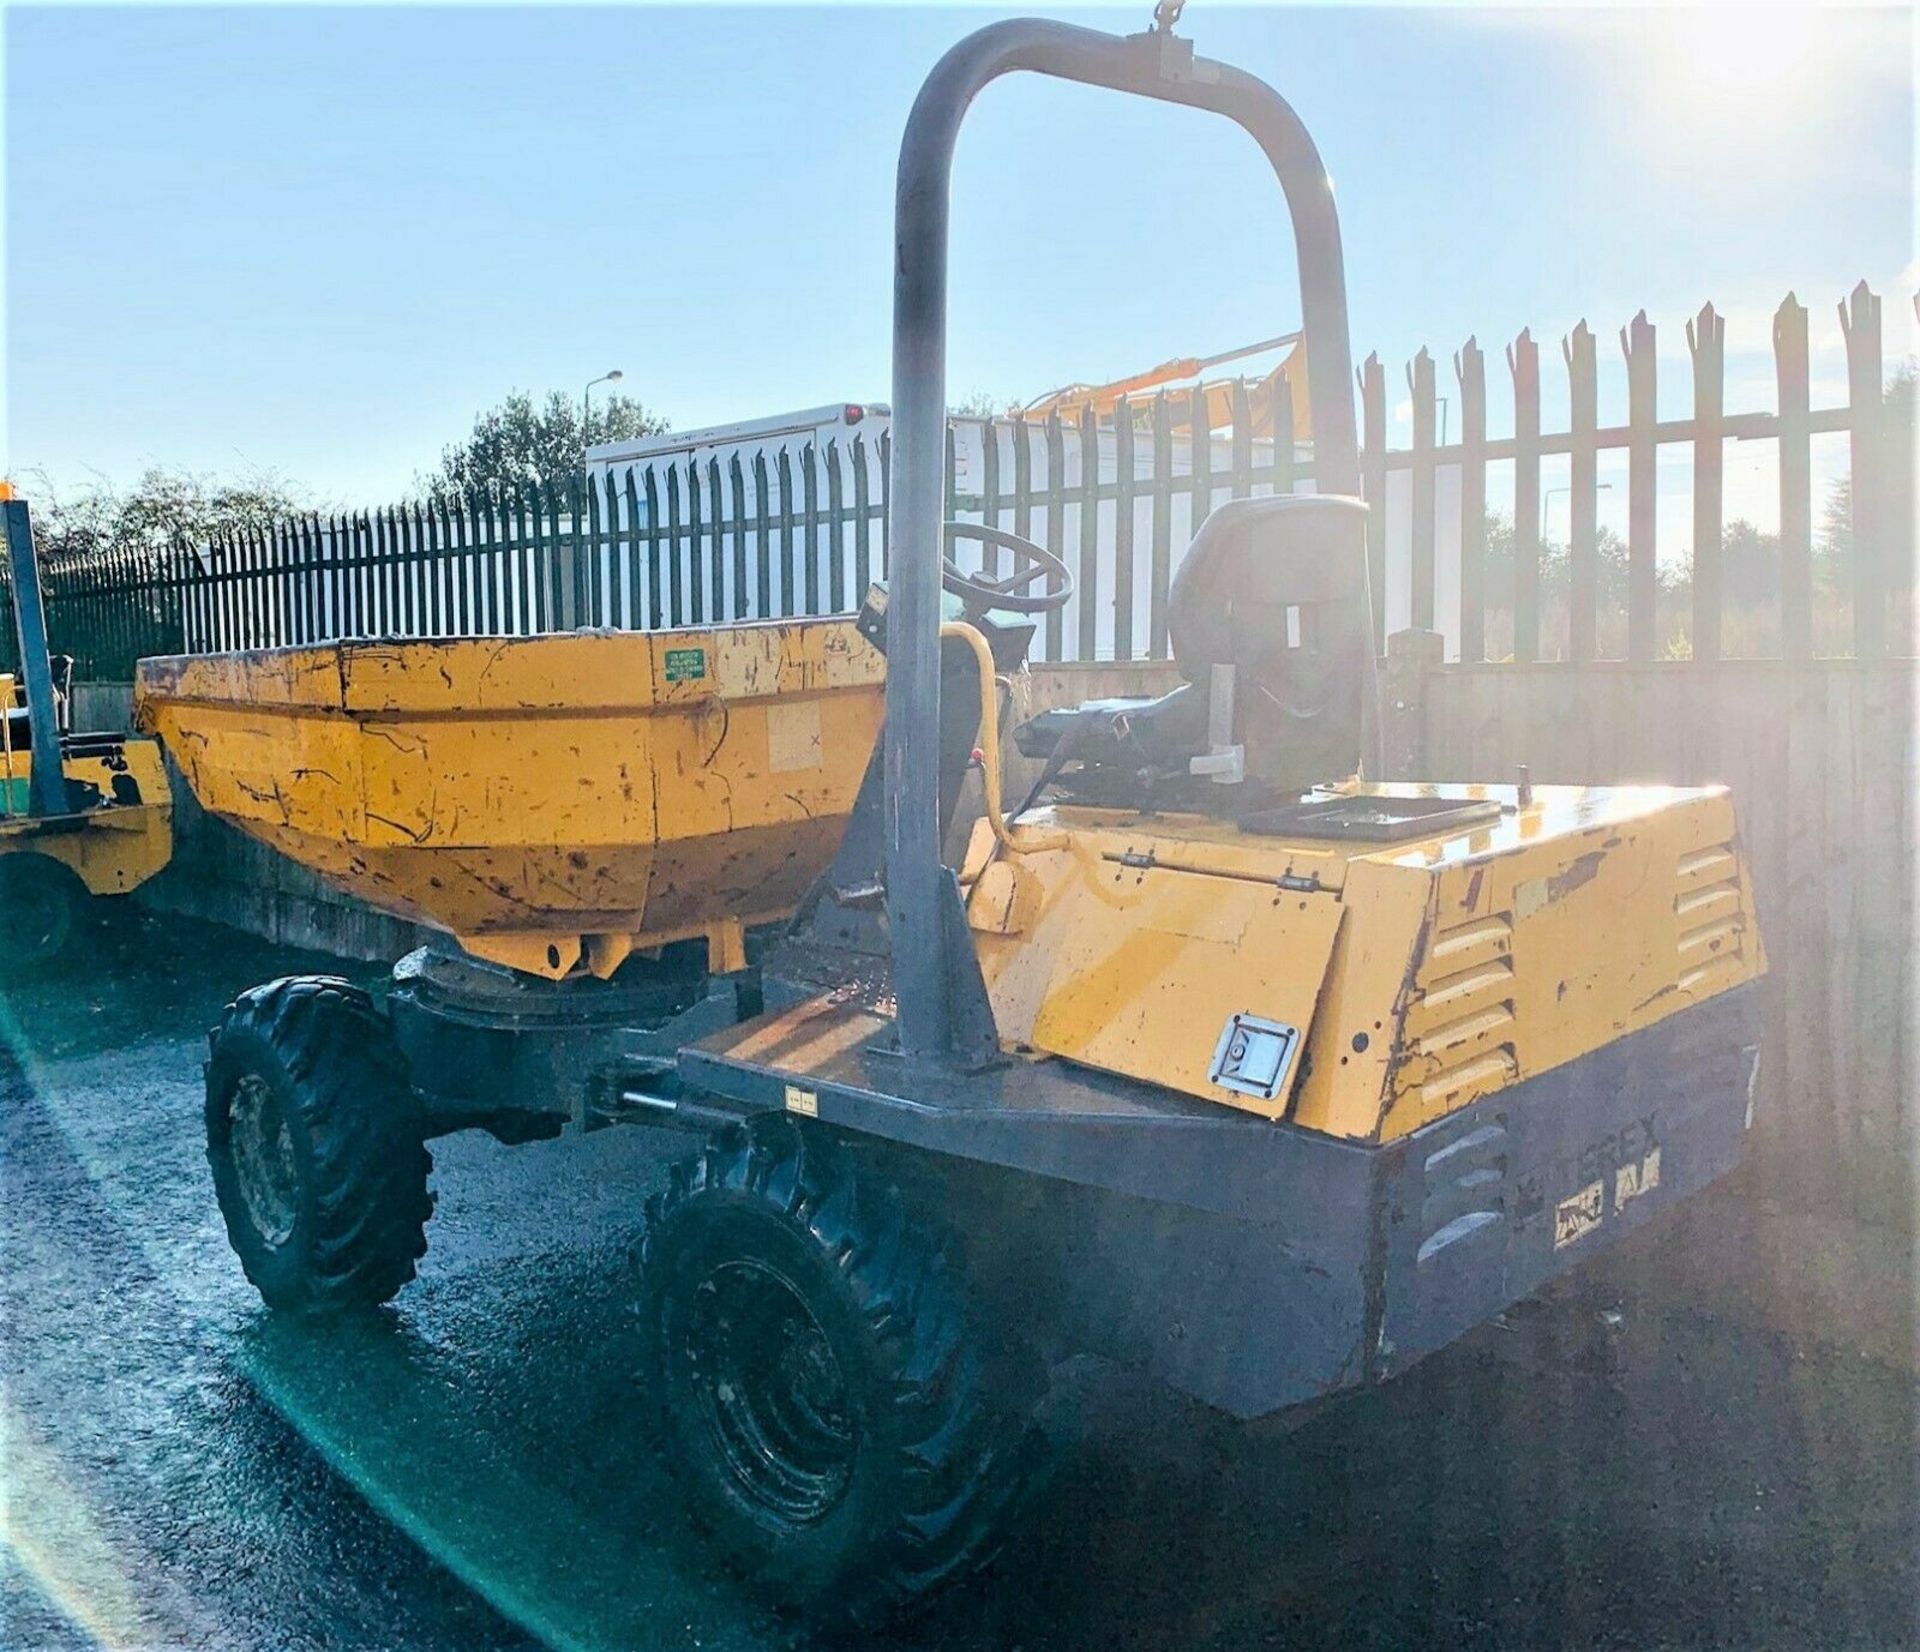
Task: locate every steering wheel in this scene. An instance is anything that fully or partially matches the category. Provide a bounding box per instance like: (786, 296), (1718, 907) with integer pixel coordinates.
(942, 522), (1074, 615)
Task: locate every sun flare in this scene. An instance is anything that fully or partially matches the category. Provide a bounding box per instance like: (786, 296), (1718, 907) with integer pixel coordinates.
(1672, 7), (1825, 92)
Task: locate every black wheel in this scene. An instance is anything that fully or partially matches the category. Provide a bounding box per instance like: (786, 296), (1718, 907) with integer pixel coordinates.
(205, 976), (433, 1314)
(0, 854), (83, 977)
(641, 1120), (1045, 1625)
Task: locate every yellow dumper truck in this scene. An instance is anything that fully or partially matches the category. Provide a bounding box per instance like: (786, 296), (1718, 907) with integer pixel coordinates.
(134, 16), (1765, 1627)
(1, 485), (171, 972)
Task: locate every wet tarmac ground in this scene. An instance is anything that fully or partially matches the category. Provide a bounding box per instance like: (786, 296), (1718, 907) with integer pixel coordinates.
(3, 914), (1914, 1651)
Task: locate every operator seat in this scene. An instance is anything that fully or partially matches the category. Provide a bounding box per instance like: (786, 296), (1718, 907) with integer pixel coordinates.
(1013, 493), (1371, 807)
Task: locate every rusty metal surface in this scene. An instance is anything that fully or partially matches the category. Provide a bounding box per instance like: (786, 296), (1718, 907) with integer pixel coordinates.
(134, 622), (884, 978)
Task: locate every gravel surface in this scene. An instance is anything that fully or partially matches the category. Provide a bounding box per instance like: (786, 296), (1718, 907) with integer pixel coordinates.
(3, 914), (1912, 1651)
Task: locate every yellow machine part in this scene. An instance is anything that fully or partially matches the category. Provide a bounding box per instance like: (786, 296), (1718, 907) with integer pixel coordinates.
(135, 622), (886, 980)
(962, 782), (1765, 1141)
(0, 737), (175, 897)
(1024, 337), (1312, 440)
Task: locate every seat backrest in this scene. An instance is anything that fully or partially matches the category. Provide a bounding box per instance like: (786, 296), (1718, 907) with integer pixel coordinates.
(1167, 494), (1371, 792)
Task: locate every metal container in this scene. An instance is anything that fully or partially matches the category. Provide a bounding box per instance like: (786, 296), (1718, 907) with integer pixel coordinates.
(135, 621), (885, 978)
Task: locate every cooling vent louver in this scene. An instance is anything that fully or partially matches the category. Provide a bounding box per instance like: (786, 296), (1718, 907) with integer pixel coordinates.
(1405, 911), (1518, 1115)
(1674, 841), (1748, 997)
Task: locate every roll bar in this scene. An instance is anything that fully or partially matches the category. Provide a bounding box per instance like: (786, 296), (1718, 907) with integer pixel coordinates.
(886, 17), (1362, 1060)
(2, 496), (70, 818)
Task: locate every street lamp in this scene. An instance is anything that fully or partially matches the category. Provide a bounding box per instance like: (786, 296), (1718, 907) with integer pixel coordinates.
(583, 369), (624, 431)
(1542, 481), (1613, 539)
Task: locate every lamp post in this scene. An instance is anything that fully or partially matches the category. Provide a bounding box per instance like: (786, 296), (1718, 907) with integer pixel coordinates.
(1543, 481), (1613, 539)
(583, 369), (624, 434)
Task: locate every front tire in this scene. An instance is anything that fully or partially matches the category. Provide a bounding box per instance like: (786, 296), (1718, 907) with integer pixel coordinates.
(642, 1121), (1044, 1625)
(0, 854), (82, 977)
(206, 976), (433, 1313)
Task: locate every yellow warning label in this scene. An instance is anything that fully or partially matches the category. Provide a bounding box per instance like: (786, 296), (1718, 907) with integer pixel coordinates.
(783, 1085), (818, 1118)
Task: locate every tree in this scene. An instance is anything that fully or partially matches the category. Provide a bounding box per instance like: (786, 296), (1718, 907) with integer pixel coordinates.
(1481, 510), (1640, 607)
(423, 389), (668, 499)
(22, 465), (304, 565)
(949, 391), (1011, 419)
(1818, 362), (1916, 590)
(1720, 519), (1782, 609)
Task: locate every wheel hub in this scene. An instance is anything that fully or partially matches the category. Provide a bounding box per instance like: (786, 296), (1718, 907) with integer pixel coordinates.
(228, 1074), (300, 1247)
(684, 1259), (857, 1525)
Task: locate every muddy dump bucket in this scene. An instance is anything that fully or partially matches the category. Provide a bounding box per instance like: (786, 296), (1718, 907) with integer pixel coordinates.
(135, 622), (885, 978)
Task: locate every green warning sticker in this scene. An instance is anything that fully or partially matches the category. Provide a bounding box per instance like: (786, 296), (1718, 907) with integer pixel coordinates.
(663, 647), (707, 684)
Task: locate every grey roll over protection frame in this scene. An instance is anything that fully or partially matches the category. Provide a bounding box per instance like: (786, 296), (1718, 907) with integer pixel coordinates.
(885, 16), (1369, 1061)
(3, 498), (71, 819)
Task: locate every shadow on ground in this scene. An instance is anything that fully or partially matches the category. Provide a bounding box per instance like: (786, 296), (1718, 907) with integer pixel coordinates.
(2, 914), (1913, 1650)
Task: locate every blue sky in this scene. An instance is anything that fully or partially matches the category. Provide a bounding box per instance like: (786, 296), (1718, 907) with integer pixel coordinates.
(4, 2), (1914, 530)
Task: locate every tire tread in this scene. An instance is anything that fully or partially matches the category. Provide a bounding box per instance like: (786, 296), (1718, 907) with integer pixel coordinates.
(206, 975), (432, 1313)
(643, 1120), (1044, 1625)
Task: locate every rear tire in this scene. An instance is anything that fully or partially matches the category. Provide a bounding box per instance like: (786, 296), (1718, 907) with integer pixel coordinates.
(0, 854), (82, 977)
(206, 976), (433, 1313)
(641, 1120), (1046, 1627)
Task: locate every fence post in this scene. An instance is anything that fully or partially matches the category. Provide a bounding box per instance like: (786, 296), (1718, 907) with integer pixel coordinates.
(510, 488), (531, 635)
(568, 473), (589, 630)
(727, 455), (750, 620)
(748, 453), (770, 623)
(1408, 349), (1437, 632)
(1149, 393), (1173, 657)
(981, 418), (1001, 579)
(1405, 347), (1436, 633)
(472, 498), (490, 635)
(877, 426), (892, 579)
(1113, 396), (1135, 660)
(825, 444), (846, 616)
(850, 438), (872, 609)
(1043, 414), (1065, 663)
(1078, 405), (1099, 663)
(1839, 280), (1885, 661)
(1359, 353), (1387, 653)
(1455, 336), (1486, 664)
(1565, 321), (1599, 663)
(687, 457), (707, 625)
(1011, 416), (1035, 604)
(1774, 294), (1813, 660)
(774, 449), (794, 622)
(665, 466), (685, 628)
(1688, 302), (1725, 663)
(1508, 329), (1542, 663)
(797, 441), (817, 618)
(1230, 378), (1253, 499)
(705, 455), (726, 622)
(1622, 310), (1659, 661)
(1272, 362), (1296, 496)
